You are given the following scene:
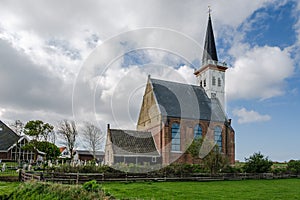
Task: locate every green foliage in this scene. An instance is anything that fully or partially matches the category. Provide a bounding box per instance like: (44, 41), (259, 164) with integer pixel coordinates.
(243, 152), (273, 173)
(202, 146), (229, 174)
(186, 137), (203, 160)
(82, 180), (102, 192)
(22, 140), (60, 160)
(6, 181), (106, 200)
(0, 181), (20, 198)
(35, 141), (60, 160)
(49, 164), (117, 174)
(287, 160), (300, 174)
(24, 120), (54, 141)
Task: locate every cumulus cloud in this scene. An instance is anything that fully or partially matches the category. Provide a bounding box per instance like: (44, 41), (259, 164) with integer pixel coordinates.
(232, 107), (271, 124)
(0, 0), (298, 133)
(226, 45), (294, 100)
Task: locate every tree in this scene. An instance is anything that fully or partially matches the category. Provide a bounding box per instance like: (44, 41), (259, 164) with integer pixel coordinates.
(24, 120), (54, 141)
(186, 137), (203, 163)
(287, 160), (300, 174)
(10, 120), (24, 135)
(202, 145), (228, 174)
(243, 152), (273, 173)
(82, 122), (103, 160)
(23, 140), (60, 161)
(57, 120), (78, 160)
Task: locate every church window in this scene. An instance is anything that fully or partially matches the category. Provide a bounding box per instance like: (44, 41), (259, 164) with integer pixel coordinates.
(194, 124), (202, 138)
(212, 76), (216, 86)
(171, 123), (180, 151)
(203, 79), (206, 87)
(218, 78), (221, 87)
(214, 126), (222, 151)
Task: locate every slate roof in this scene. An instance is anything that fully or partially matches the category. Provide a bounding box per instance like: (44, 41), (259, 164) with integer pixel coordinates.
(150, 78), (226, 122)
(202, 14), (218, 65)
(0, 120), (20, 151)
(109, 129), (159, 156)
(76, 150), (104, 156)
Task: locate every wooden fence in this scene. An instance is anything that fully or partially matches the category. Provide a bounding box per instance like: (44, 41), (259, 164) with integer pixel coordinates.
(19, 170), (300, 184)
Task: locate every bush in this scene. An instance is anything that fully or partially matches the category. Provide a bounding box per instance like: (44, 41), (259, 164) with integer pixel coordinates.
(8, 181), (106, 200)
(243, 152), (273, 173)
(287, 160), (300, 174)
(82, 180), (102, 192)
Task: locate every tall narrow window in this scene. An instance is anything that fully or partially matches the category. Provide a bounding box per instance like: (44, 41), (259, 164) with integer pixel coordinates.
(212, 76), (216, 86)
(194, 124), (202, 138)
(203, 79), (206, 87)
(171, 123), (180, 151)
(214, 126), (222, 151)
(200, 80), (202, 87)
(218, 78), (221, 87)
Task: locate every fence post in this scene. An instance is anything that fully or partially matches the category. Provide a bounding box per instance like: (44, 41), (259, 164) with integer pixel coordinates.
(76, 172), (79, 184)
(18, 169), (22, 182)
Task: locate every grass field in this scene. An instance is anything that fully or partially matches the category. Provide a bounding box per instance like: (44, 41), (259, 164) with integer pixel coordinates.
(103, 179), (300, 200)
(1, 179), (300, 199)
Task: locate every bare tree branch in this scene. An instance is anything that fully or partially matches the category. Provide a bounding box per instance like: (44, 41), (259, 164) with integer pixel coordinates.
(82, 122), (104, 160)
(57, 120), (78, 160)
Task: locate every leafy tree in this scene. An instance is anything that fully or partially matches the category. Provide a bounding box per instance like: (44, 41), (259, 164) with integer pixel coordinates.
(35, 141), (61, 160)
(186, 137), (203, 163)
(243, 152), (273, 173)
(287, 160), (300, 174)
(82, 122), (104, 160)
(24, 120), (54, 141)
(23, 140), (60, 160)
(203, 145), (228, 174)
(57, 120), (78, 160)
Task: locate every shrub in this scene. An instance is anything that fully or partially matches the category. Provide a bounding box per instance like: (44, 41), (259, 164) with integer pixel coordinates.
(82, 180), (102, 192)
(287, 160), (300, 174)
(243, 152), (273, 173)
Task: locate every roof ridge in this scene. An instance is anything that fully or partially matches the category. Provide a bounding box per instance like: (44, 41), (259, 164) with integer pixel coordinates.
(150, 77), (200, 88)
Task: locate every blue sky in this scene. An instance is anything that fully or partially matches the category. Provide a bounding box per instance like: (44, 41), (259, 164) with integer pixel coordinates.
(225, 1), (300, 161)
(0, 0), (299, 162)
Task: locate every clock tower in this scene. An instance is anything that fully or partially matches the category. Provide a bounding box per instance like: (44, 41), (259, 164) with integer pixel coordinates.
(194, 12), (228, 110)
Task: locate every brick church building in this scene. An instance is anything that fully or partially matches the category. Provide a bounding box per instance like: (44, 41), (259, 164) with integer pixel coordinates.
(105, 13), (235, 166)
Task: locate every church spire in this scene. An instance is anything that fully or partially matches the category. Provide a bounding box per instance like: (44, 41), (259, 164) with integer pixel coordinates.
(202, 10), (218, 65)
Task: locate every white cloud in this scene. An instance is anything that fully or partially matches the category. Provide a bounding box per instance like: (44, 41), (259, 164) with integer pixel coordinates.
(0, 0), (297, 132)
(0, 108), (5, 117)
(226, 45), (294, 100)
(233, 107), (271, 124)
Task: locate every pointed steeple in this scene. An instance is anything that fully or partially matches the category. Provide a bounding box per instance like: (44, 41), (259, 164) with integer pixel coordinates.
(202, 12), (218, 65)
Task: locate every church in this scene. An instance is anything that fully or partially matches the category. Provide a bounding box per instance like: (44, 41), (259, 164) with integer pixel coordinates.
(105, 13), (235, 166)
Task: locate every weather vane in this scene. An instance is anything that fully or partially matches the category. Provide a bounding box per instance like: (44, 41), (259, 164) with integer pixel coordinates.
(208, 6), (212, 15)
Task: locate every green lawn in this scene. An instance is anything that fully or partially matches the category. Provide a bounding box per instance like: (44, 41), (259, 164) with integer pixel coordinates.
(103, 179), (300, 200)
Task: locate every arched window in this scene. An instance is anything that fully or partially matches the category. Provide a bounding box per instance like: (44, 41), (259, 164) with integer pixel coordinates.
(212, 76), (216, 86)
(214, 126), (222, 151)
(171, 123), (180, 151)
(194, 124), (202, 139)
(218, 78), (221, 87)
